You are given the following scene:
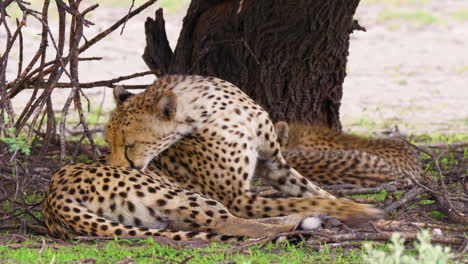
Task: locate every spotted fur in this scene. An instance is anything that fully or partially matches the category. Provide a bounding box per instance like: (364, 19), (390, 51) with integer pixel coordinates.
(106, 75), (380, 218)
(44, 163), (319, 242)
(275, 121), (423, 186)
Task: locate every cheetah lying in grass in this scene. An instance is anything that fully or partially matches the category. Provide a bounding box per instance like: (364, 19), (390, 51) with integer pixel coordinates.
(44, 75), (381, 242)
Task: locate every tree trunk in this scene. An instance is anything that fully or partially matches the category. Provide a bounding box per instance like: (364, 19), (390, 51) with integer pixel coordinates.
(143, 0), (364, 129)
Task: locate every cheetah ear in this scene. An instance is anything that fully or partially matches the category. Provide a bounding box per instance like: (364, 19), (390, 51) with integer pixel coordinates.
(154, 91), (177, 120)
(274, 121), (289, 146)
(113, 85), (134, 105)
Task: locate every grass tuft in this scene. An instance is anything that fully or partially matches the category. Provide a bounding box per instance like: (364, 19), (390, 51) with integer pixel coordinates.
(378, 10), (441, 25)
(451, 9), (468, 22)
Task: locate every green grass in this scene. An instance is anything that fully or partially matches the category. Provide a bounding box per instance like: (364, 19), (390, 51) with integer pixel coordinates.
(351, 188), (390, 202)
(409, 133), (468, 145)
(451, 9), (468, 22)
(2, 192), (44, 223)
(378, 10), (441, 25)
(450, 65), (468, 75)
(0, 238), (363, 264)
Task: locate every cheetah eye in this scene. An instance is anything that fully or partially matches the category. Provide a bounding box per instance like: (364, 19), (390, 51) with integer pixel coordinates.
(124, 138), (136, 148)
(125, 143), (135, 148)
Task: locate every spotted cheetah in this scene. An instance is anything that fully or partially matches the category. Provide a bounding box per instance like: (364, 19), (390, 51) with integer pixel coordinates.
(43, 75), (381, 242)
(274, 122), (423, 187)
(106, 75), (380, 220)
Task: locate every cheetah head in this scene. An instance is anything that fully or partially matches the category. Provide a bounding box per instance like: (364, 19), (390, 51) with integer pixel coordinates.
(106, 86), (191, 170)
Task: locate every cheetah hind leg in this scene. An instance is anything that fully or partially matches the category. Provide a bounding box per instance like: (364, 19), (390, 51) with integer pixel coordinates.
(49, 202), (320, 243)
(157, 192), (323, 238)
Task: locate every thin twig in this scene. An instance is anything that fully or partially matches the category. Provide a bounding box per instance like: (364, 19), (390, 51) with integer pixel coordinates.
(20, 70), (157, 89)
(120, 0), (136, 35)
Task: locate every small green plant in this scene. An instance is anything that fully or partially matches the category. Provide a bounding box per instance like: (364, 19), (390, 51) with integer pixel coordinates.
(2, 192), (44, 222)
(362, 230), (452, 264)
(0, 128), (32, 155)
(76, 154), (93, 163)
(427, 210), (447, 219)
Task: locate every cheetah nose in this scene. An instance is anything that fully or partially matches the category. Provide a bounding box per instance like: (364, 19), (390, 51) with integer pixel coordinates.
(130, 162), (146, 171)
(132, 165), (144, 170)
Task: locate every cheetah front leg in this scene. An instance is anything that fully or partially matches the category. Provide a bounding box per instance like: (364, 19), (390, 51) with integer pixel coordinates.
(256, 139), (335, 198)
(256, 159), (335, 198)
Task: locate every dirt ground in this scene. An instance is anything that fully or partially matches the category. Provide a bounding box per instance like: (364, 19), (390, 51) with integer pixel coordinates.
(4, 0), (468, 135)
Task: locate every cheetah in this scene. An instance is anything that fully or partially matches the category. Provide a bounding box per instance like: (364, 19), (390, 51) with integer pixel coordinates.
(43, 162), (322, 242)
(105, 75), (380, 221)
(43, 75), (381, 242)
(274, 121), (423, 187)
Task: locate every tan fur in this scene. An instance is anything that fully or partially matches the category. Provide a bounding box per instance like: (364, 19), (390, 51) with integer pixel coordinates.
(274, 122), (424, 186)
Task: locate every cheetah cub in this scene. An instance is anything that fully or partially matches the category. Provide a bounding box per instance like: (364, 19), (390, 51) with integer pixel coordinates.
(274, 122), (423, 187)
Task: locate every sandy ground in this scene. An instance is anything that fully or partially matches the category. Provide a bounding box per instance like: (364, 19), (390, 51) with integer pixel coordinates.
(3, 0), (468, 135)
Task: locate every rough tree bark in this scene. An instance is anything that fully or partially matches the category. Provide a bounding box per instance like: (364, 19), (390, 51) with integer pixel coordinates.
(143, 0), (364, 129)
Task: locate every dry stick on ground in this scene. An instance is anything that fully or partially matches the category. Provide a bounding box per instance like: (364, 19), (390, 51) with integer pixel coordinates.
(454, 239), (468, 259)
(0, 224), (48, 234)
(376, 219), (468, 232)
(228, 229), (465, 253)
(330, 183), (407, 196)
(401, 138), (468, 224)
(383, 187), (425, 215)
